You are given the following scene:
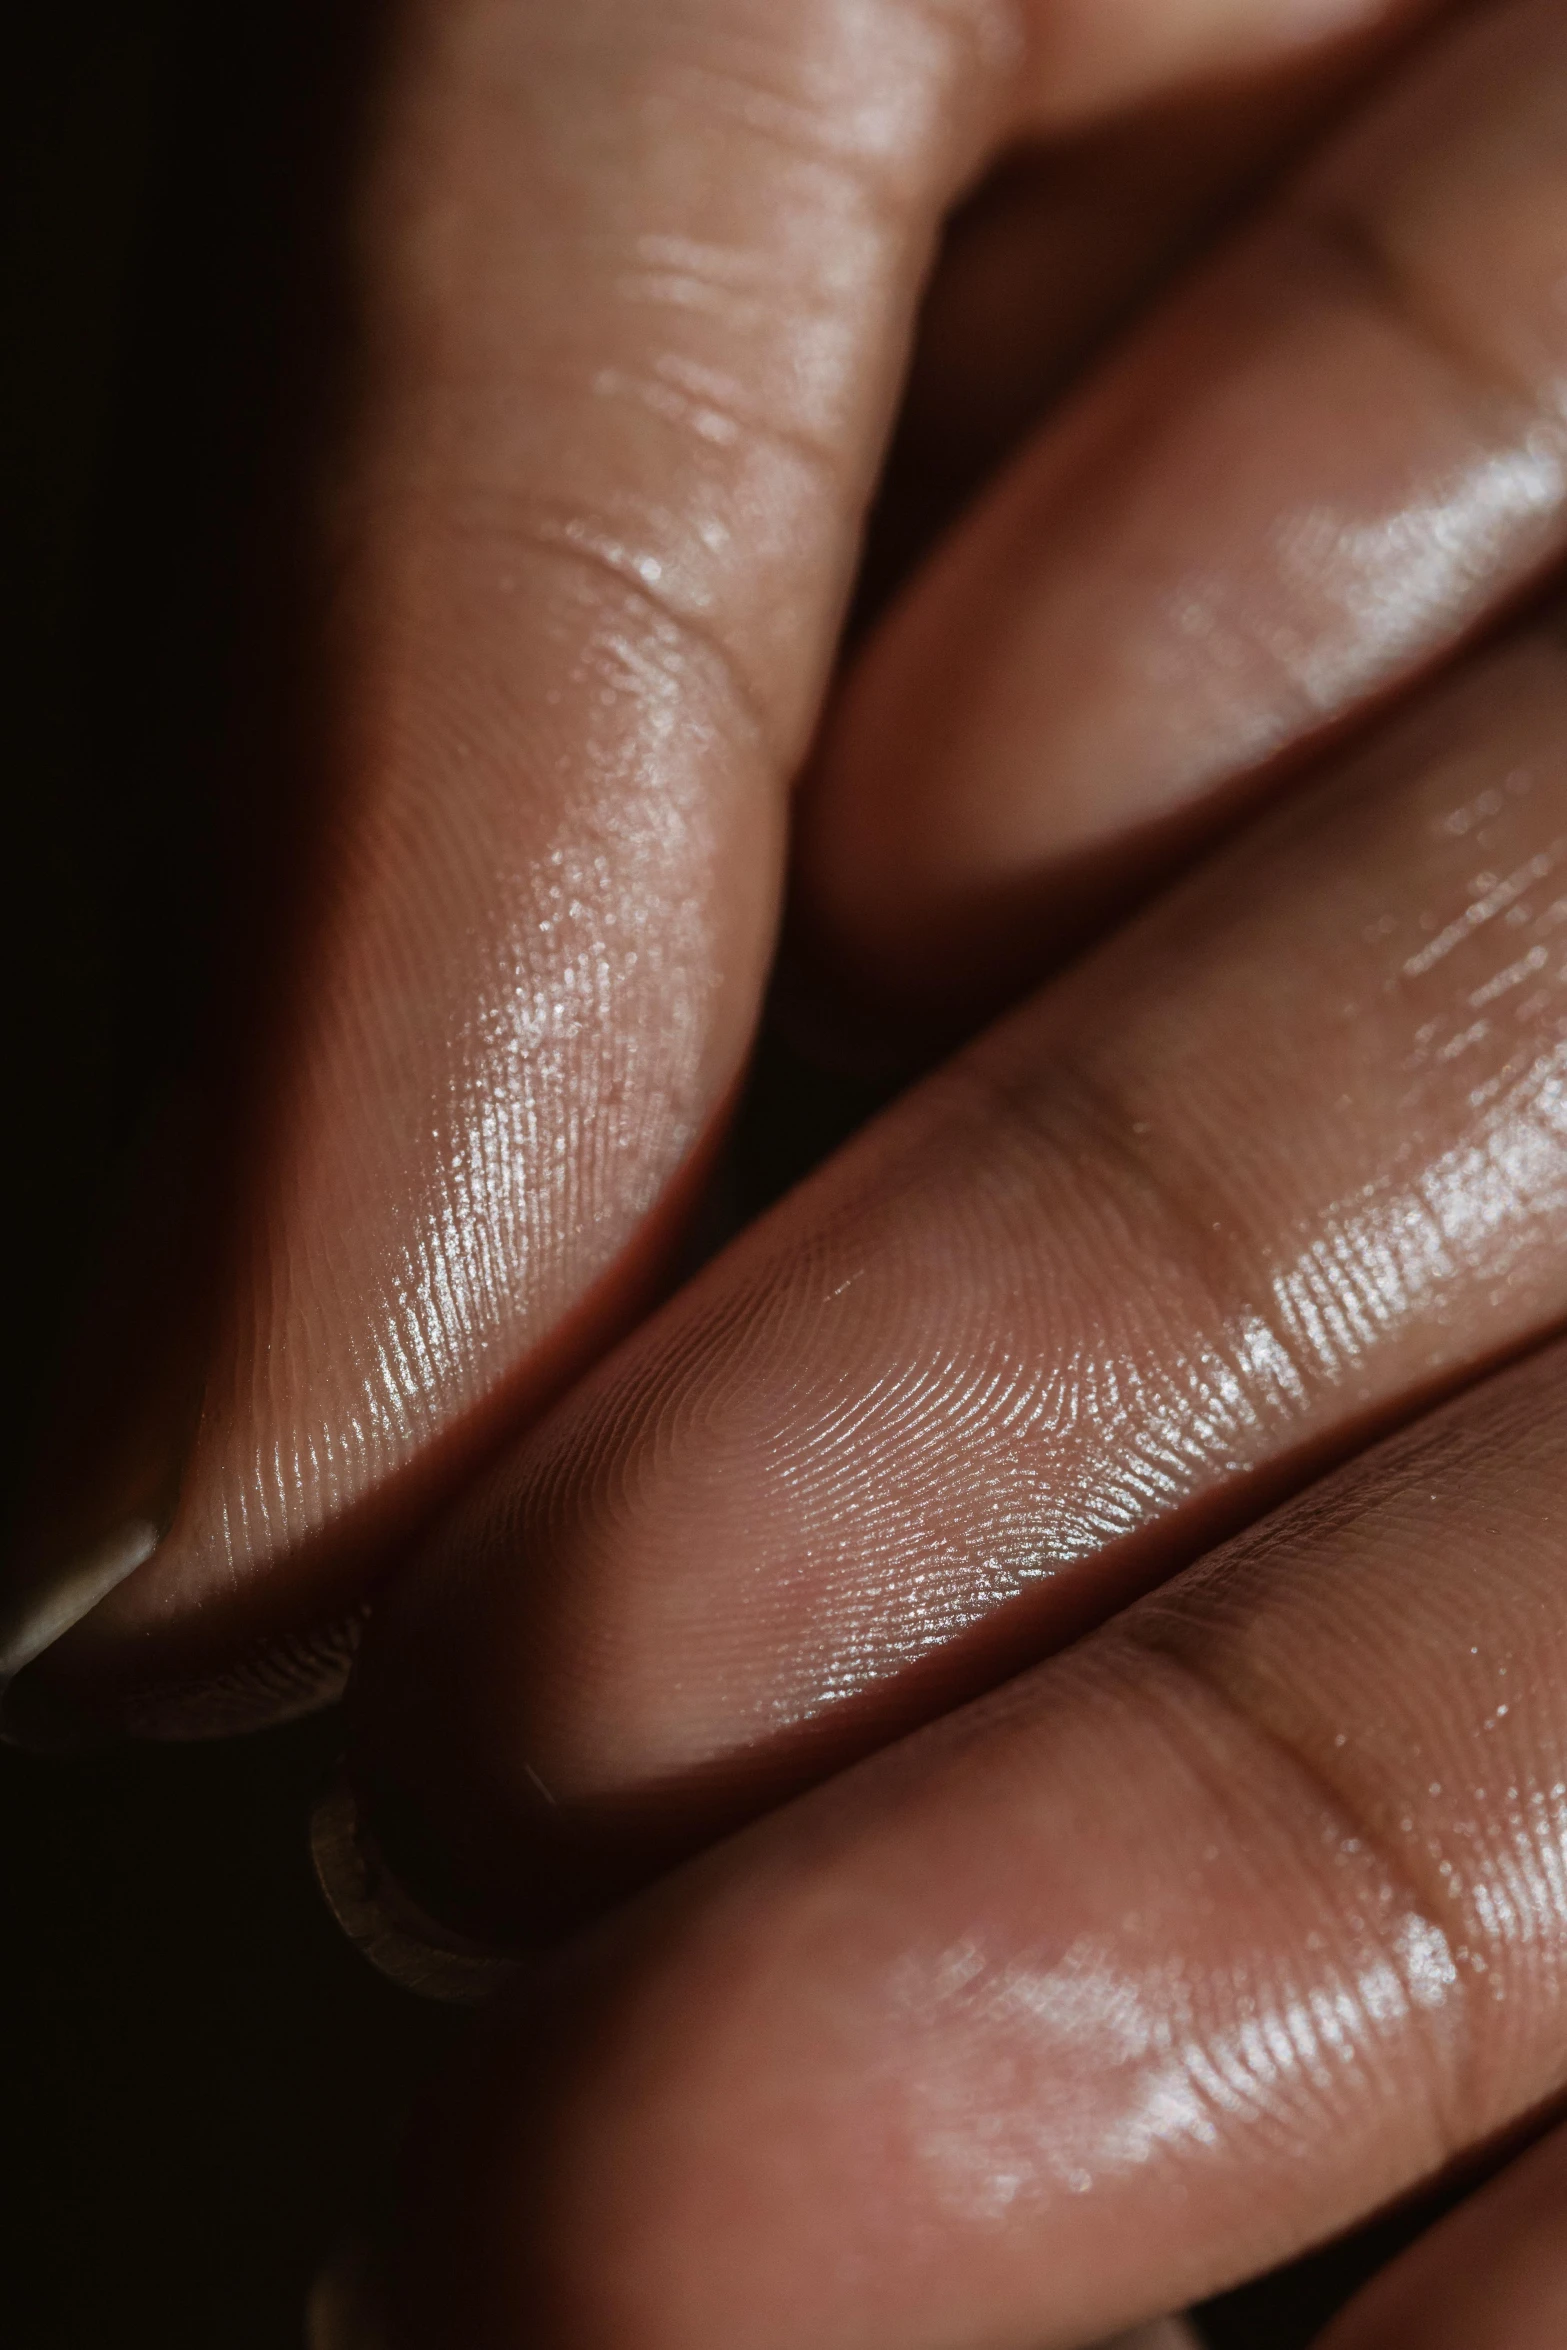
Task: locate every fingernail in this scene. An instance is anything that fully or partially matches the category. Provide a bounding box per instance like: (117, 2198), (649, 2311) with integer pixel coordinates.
(1, 1090), (209, 1745)
(0, 1423), (188, 1748)
(0, 1517), (162, 1683)
(311, 1774), (524, 2006)
(306, 2242), (393, 2350)
(0, 1517), (163, 1748)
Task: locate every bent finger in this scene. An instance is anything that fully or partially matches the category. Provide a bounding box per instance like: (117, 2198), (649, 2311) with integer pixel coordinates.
(864, 0), (1447, 615)
(800, 0), (1567, 1038)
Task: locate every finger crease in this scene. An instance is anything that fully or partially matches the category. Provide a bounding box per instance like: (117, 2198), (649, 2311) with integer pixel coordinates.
(1126, 1628), (1481, 2158)
(416, 489), (783, 768)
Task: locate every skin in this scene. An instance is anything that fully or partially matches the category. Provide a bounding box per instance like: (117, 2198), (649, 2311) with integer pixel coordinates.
(802, 0), (1567, 1036)
(11, 0), (1453, 1731)
(16, 1), (1567, 2343)
(1315, 2116), (1567, 2346)
(334, 5), (1567, 2339)
(380, 1340), (1567, 2349)
(352, 619), (1567, 1935)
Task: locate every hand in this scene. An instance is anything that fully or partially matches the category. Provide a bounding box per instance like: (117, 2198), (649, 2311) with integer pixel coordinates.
(0, 0), (1503, 1739)
(348, 0), (1567, 1927)
(350, 610), (1567, 2337)
(295, 0), (1567, 2341)
(12, 4), (1567, 2350)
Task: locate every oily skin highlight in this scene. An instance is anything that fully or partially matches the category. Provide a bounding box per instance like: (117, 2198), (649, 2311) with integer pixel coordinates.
(10, 0), (1456, 1728)
(23, 1), (1567, 2345)
(353, 623), (1567, 1929)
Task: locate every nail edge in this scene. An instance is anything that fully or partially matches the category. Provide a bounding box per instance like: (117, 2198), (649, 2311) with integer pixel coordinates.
(311, 1773), (525, 2005)
(0, 1517), (163, 1746)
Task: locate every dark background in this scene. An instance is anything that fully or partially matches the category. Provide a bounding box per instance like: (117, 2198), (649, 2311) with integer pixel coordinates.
(4, 12), (469, 2345)
(1, 9), (1470, 2342)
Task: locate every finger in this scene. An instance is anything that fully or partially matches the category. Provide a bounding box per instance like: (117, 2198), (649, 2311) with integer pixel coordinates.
(379, 1340), (1567, 2350)
(798, 0), (1567, 1041)
(865, 0), (1450, 614)
(1316, 2117), (1567, 2349)
(346, 616), (1567, 1939)
(8, 0), (1412, 1738)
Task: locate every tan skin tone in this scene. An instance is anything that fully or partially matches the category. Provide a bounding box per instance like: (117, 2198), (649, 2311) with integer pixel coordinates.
(354, 618), (1567, 1937)
(384, 1342), (1567, 2349)
(805, 0), (1567, 1037)
(8, 0), (1454, 1727)
(14, 0), (1567, 2341)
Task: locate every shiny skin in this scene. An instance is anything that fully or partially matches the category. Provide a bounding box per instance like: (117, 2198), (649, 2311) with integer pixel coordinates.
(384, 1342), (1567, 2349)
(331, 5), (1567, 2343)
(355, 623), (1567, 1929)
(803, 0), (1567, 1031)
(33, 0), (994, 1721)
(24, 1), (1567, 2346)
(28, 3), (1443, 1723)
